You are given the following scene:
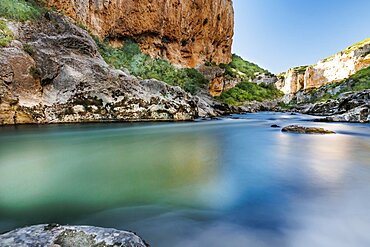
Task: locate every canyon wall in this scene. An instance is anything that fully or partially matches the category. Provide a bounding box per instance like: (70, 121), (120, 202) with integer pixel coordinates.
(46, 0), (234, 68)
(276, 38), (370, 94)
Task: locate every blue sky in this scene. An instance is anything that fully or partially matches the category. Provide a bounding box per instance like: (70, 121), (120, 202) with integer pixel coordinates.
(232, 0), (370, 73)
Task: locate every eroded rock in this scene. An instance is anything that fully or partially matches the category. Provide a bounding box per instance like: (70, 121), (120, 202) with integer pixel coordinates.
(45, 0), (234, 68)
(0, 13), (202, 125)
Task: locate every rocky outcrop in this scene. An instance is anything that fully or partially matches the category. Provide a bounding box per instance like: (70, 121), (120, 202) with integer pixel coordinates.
(275, 66), (306, 95)
(253, 72), (278, 85)
(0, 13), (201, 125)
(0, 224), (147, 247)
(45, 0), (234, 68)
(304, 90), (370, 123)
(197, 65), (240, 96)
(276, 38), (370, 94)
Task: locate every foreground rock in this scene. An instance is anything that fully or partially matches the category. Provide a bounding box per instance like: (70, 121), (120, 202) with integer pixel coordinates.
(282, 125), (335, 134)
(0, 224), (147, 247)
(0, 13), (209, 125)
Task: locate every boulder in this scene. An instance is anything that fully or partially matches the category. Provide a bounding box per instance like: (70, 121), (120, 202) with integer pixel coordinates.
(282, 125), (335, 134)
(0, 224), (147, 247)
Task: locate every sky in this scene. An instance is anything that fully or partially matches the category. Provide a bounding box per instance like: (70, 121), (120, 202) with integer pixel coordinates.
(232, 0), (370, 73)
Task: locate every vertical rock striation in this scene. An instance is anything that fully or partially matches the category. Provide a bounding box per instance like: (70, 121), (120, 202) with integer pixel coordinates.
(45, 0), (234, 68)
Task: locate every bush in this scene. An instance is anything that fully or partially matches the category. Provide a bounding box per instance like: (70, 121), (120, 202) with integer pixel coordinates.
(95, 39), (208, 94)
(0, 0), (42, 21)
(215, 81), (284, 105)
(219, 54), (270, 81)
(0, 20), (13, 47)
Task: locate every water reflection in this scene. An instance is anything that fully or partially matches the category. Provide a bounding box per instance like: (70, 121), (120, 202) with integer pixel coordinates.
(0, 113), (370, 247)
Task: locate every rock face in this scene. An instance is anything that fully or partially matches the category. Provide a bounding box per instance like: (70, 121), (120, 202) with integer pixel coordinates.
(45, 0), (234, 68)
(304, 90), (370, 123)
(275, 66), (306, 95)
(197, 65), (239, 96)
(276, 38), (370, 94)
(0, 224), (147, 247)
(253, 72), (278, 86)
(0, 13), (200, 125)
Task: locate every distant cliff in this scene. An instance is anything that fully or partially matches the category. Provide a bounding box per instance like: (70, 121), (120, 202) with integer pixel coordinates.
(46, 0), (234, 68)
(276, 38), (370, 94)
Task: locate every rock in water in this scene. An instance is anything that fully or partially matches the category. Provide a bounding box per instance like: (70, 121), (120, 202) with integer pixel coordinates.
(282, 125), (335, 134)
(0, 224), (147, 247)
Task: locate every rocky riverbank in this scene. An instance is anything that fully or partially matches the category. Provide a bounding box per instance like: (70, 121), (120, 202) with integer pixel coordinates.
(0, 12), (242, 125)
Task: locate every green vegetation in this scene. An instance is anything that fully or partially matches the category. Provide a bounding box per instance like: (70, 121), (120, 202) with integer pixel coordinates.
(0, 20), (13, 47)
(23, 43), (35, 55)
(347, 66), (370, 91)
(0, 0), (42, 21)
(95, 39), (208, 94)
(292, 65), (309, 73)
(219, 54), (270, 81)
(215, 81), (284, 105)
(215, 54), (283, 105)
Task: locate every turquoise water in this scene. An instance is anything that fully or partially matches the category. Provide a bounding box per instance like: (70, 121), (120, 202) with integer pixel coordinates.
(0, 113), (370, 246)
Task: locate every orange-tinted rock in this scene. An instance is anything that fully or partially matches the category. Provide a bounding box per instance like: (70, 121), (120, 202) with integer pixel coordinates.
(46, 0), (234, 68)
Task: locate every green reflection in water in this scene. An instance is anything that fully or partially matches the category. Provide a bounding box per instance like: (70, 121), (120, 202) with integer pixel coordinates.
(0, 124), (220, 220)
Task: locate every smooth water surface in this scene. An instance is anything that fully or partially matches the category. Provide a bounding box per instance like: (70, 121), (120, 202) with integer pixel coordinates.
(0, 113), (370, 246)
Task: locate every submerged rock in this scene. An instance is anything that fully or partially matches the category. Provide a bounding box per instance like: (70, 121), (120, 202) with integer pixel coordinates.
(0, 224), (147, 247)
(282, 125), (335, 134)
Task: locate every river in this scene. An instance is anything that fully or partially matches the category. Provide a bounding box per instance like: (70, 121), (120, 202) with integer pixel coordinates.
(0, 112), (369, 247)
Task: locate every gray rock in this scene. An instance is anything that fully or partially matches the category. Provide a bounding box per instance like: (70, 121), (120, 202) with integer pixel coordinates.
(0, 224), (147, 247)
(319, 105), (370, 123)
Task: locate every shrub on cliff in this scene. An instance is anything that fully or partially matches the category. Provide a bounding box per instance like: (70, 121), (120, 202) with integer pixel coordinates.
(219, 54), (271, 81)
(0, 20), (13, 47)
(0, 0), (42, 21)
(216, 81), (284, 105)
(96, 39), (208, 94)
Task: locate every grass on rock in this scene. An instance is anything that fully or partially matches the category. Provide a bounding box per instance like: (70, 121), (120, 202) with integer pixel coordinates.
(0, 20), (13, 47)
(215, 81), (284, 105)
(219, 54), (271, 81)
(95, 39), (208, 94)
(0, 0), (42, 21)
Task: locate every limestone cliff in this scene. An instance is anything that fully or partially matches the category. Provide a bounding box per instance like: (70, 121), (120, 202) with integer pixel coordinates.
(45, 0), (234, 68)
(276, 38), (370, 94)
